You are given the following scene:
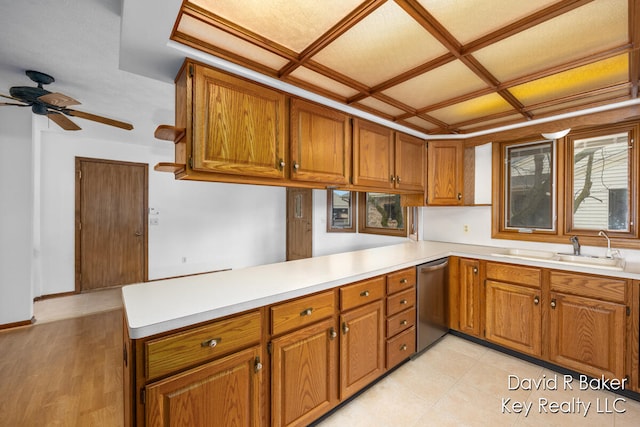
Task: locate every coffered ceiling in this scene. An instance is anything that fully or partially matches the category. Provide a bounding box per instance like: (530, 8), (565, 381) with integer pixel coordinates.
(171, 0), (639, 135)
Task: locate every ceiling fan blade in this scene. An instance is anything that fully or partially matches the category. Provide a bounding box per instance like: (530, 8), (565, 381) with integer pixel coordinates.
(38, 92), (80, 107)
(65, 109), (133, 130)
(1, 93), (25, 102)
(48, 112), (81, 131)
(1, 102), (31, 107)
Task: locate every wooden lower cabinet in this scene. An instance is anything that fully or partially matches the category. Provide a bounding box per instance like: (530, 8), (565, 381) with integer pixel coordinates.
(146, 345), (263, 427)
(458, 258), (482, 337)
(549, 292), (626, 380)
(339, 301), (385, 399)
(485, 280), (542, 357)
(271, 317), (338, 427)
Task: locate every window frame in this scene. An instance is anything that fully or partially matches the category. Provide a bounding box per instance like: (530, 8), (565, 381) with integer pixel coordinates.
(492, 121), (640, 249)
(357, 192), (408, 237)
(326, 189), (355, 233)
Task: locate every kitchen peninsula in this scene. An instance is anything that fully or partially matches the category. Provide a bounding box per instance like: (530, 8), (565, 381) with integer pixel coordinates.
(122, 240), (640, 426)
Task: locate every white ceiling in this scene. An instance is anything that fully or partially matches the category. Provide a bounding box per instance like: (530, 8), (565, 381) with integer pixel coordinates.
(1, 0), (638, 144)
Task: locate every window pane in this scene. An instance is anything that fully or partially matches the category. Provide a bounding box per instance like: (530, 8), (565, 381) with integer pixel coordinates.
(505, 141), (554, 230)
(328, 190), (354, 231)
(572, 132), (629, 231)
(365, 193), (404, 230)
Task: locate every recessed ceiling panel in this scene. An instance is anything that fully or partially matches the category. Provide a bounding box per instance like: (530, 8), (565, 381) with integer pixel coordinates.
(457, 113), (524, 131)
(473, 0), (628, 82)
(529, 88), (632, 116)
(176, 14), (289, 70)
(356, 97), (406, 117)
(311, 1), (449, 87)
(429, 93), (515, 125)
(287, 67), (360, 99)
(189, 0), (362, 52)
(402, 116), (438, 131)
(509, 54), (629, 107)
(382, 60), (488, 109)
(418, 0), (557, 44)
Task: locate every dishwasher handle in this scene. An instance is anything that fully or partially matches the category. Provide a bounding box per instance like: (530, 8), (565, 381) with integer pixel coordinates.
(418, 259), (448, 272)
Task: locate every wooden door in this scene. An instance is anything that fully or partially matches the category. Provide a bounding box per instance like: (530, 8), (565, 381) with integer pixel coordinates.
(394, 133), (425, 191)
(485, 280), (542, 357)
(549, 292), (625, 379)
(427, 141), (464, 205)
(289, 99), (350, 185)
(76, 158), (147, 291)
(192, 64), (286, 179)
(352, 119), (394, 189)
(286, 188), (312, 260)
(146, 345), (263, 427)
(458, 258), (481, 337)
(271, 318), (338, 427)
(340, 301), (385, 400)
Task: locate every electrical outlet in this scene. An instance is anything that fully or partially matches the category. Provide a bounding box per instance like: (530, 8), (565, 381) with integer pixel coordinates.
(150, 217), (159, 226)
(463, 224), (469, 233)
(181, 257), (187, 263)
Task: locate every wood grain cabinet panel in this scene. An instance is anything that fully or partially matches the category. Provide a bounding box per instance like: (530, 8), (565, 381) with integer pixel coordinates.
(340, 276), (385, 312)
(270, 290), (335, 336)
(485, 280), (542, 357)
(191, 63), (286, 179)
(394, 133), (425, 191)
(289, 98), (351, 185)
(340, 301), (385, 400)
(386, 326), (416, 369)
(271, 317), (338, 427)
(352, 119), (395, 189)
(427, 141), (464, 205)
(146, 345), (263, 427)
(386, 267), (416, 294)
(457, 258), (482, 337)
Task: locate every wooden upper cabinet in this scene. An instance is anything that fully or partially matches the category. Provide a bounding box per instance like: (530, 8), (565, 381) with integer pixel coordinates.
(352, 119), (395, 189)
(290, 99), (351, 185)
(191, 63), (286, 179)
(427, 141), (464, 205)
(394, 133), (425, 191)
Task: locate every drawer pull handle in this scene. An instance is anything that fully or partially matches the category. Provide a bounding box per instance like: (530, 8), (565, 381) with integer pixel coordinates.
(360, 290), (370, 297)
(400, 299), (408, 305)
(300, 308), (313, 317)
(400, 319), (408, 326)
(400, 344), (408, 351)
(400, 278), (407, 284)
(201, 337), (222, 348)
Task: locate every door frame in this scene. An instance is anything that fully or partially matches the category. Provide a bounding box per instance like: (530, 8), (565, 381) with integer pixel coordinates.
(74, 157), (149, 293)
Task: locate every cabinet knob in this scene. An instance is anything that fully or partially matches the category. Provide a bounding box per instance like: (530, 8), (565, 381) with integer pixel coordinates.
(400, 278), (407, 284)
(201, 337), (222, 348)
(360, 290), (370, 297)
(254, 357), (262, 373)
(293, 162), (300, 171)
(473, 267), (478, 274)
(300, 307), (313, 317)
(400, 344), (408, 351)
(457, 193), (462, 201)
(342, 322), (349, 334)
(278, 159), (285, 170)
(396, 175), (401, 183)
(550, 299), (557, 309)
(400, 320), (408, 326)
(390, 175), (396, 182)
(534, 296), (540, 305)
(329, 327), (337, 340)
(400, 299), (408, 305)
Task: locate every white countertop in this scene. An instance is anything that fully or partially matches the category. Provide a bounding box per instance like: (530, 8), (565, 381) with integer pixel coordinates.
(122, 240), (640, 339)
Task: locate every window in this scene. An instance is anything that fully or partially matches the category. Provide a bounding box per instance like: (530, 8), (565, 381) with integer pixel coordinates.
(493, 122), (639, 248)
(326, 190), (355, 232)
(358, 192), (407, 237)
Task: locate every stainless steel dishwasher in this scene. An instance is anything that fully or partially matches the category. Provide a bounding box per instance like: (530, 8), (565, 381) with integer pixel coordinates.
(415, 258), (449, 354)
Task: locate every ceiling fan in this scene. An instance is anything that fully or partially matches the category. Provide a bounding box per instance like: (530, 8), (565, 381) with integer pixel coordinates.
(0, 70), (133, 131)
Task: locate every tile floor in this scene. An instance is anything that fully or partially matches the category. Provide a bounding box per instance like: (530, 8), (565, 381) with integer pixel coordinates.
(315, 335), (640, 427)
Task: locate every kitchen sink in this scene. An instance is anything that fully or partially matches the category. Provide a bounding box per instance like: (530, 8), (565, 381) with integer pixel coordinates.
(491, 249), (625, 271)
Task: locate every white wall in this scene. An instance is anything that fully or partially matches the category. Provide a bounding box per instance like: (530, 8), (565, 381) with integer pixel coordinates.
(0, 108), (34, 324)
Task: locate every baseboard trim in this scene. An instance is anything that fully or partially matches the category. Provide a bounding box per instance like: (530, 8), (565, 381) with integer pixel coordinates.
(0, 316), (35, 330)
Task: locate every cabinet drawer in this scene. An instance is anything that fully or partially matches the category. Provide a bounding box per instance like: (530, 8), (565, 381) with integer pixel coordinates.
(386, 288), (416, 316)
(387, 267), (416, 294)
(146, 310), (261, 380)
(340, 276), (385, 311)
(486, 262), (541, 288)
(550, 271), (626, 303)
(386, 326), (416, 369)
(386, 307), (416, 338)
(271, 290), (335, 336)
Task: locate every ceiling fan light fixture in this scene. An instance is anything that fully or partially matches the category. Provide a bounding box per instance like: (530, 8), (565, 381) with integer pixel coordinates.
(541, 128), (571, 140)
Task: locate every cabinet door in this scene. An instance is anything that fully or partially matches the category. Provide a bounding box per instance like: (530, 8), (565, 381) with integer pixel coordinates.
(290, 99), (350, 185)
(394, 133), (425, 191)
(458, 258), (481, 337)
(485, 280), (542, 357)
(146, 345), (262, 427)
(271, 318), (338, 427)
(192, 64), (286, 179)
(549, 292), (626, 380)
(340, 300), (385, 400)
(352, 119), (394, 189)
(427, 141), (463, 205)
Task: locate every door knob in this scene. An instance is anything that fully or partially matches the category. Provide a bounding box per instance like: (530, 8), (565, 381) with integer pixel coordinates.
(135, 231), (142, 236)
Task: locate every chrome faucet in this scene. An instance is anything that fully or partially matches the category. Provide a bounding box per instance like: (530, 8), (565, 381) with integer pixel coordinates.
(570, 236), (580, 255)
(598, 230), (618, 258)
